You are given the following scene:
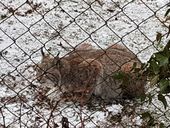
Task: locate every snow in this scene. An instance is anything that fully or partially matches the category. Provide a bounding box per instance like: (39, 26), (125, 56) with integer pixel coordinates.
(0, 0), (170, 127)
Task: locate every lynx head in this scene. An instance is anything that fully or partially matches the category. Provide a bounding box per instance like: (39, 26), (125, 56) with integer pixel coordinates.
(34, 48), (70, 87)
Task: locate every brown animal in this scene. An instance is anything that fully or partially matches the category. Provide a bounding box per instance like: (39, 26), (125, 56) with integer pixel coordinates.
(35, 43), (146, 103)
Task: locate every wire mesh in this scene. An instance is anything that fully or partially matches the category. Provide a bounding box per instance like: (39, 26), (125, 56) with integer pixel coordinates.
(0, 0), (170, 127)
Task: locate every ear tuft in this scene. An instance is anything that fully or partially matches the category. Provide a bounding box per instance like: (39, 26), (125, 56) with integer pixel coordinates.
(40, 47), (45, 57)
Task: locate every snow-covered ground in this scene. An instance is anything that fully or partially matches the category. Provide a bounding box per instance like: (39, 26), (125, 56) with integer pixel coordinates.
(0, 0), (170, 127)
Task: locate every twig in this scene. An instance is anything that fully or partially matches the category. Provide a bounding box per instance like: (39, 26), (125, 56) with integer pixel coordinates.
(0, 107), (6, 128)
(46, 100), (60, 128)
(19, 103), (22, 128)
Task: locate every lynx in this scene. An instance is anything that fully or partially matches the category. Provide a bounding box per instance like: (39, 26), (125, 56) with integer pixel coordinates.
(35, 43), (146, 103)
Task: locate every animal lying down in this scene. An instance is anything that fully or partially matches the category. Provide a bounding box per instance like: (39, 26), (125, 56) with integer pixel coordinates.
(35, 43), (146, 103)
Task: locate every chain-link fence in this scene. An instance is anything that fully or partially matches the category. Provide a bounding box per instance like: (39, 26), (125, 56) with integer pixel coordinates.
(0, 0), (170, 127)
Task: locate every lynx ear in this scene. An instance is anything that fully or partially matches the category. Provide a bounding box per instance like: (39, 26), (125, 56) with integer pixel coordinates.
(40, 48), (52, 64)
(54, 57), (60, 65)
(53, 52), (61, 65)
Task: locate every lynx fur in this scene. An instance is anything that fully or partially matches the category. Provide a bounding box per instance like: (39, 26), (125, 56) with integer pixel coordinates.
(35, 43), (146, 103)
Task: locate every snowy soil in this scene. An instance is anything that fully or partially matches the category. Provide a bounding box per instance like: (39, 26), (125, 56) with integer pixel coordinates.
(0, 0), (170, 127)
